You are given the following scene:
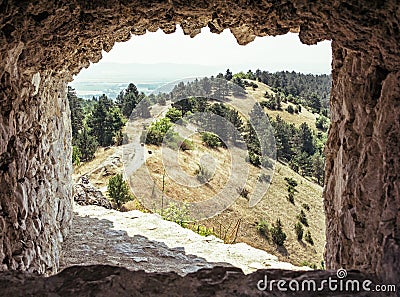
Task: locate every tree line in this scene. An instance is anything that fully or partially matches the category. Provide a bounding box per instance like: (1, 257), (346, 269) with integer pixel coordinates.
(68, 84), (150, 164)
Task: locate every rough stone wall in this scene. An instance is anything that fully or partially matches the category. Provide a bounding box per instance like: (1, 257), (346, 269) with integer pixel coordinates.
(0, 65), (73, 273)
(325, 42), (400, 283)
(0, 0), (399, 282)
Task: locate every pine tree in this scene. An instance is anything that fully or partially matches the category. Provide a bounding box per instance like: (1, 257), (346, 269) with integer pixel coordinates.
(88, 95), (125, 147)
(67, 86), (84, 140)
(108, 173), (133, 208)
(312, 153), (325, 185)
(271, 219), (287, 246)
(224, 69), (233, 81)
(297, 122), (315, 156)
(76, 125), (98, 161)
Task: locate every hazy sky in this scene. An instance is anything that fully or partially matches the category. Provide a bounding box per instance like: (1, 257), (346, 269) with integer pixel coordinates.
(97, 26), (332, 74)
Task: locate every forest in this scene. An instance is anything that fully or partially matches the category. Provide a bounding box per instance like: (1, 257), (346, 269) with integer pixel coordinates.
(68, 69), (330, 186)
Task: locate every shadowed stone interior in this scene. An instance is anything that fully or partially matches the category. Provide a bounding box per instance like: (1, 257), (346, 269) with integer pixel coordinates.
(0, 0), (399, 287)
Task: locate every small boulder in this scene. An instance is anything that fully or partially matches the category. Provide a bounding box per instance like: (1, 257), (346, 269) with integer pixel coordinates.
(73, 183), (111, 209)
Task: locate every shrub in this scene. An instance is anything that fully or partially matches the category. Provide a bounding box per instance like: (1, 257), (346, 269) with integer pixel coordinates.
(195, 164), (213, 183)
(297, 210), (309, 226)
(72, 146), (81, 166)
(256, 219), (270, 239)
(201, 132), (223, 148)
(247, 152), (261, 167)
(145, 117), (173, 146)
(304, 230), (314, 245)
(192, 224), (215, 237)
(158, 202), (191, 227)
(180, 139), (194, 151)
(258, 173), (271, 183)
(108, 173), (133, 208)
(166, 107), (182, 123)
(261, 156), (274, 169)
(239, 187), (249, 199)
(294, 222), (304, 240)
(270, 219), (287, 246)
(284, 177), (298, 188)
(286, 104), (294, 114)
(302, 203), (310, 211)
(288, 191), (295, 204)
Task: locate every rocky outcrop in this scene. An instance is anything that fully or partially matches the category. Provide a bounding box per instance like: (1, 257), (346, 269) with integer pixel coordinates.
(325, 43), (400, 284)
(73, 182), (111, 209)
(0, 0), (399, 284)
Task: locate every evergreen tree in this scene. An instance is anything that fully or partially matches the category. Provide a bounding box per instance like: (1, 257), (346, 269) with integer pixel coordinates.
(271, 219), (287, 246)
(116, 83), (145, 118)
(75, 125), (98, 161)
(297, 122), (315, 156)
(133, 97), (151, 118)
(312, 153), (325, 185)
(88, 95), (125, 147)
(67, 86), (84, 140)
(308, 92), (322, 114)
(108, 173), (133, 208)
(224, 69), (233, 81)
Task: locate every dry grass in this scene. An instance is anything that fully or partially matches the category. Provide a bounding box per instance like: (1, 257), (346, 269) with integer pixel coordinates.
(72, 146), (119, 187)
(245, 80), (318, 130)
(78, 85), (326, 268)
(137, 139), (325, 267)
(144, 134), (232, 203)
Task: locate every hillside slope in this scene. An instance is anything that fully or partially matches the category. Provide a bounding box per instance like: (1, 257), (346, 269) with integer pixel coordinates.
(74, 80), (326, 268)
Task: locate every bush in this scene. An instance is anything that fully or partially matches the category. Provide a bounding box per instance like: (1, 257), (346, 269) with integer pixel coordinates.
(304, 230), (314, 245)
(247, 152), (261, 167)
(284, 177), (298, 188)
(302, 203), (310, 211)
(72, 146), (81, 166)
(270, 219), (287, 246)
(108, 174), (133, 208)
(256, 219), (270, 239)
(180, 139), (194, 151)
(166, 107), (182, 123)
(195, 164), (213, 183)
(145, 117), (173, 146)
(191, 224), (215, 237)
(258, 173), (271, 183)
(286, 104), (294, 114)
(239, 187), (249, 199)
(297, 105), (302, 113)
(288, 191), (295, 204)
(158, 202), (191, 227)
(201, 132), (223, 148)
(294, 222), (304, 240)
(297, 210), (309, 226)
(261, 156), (274, 169)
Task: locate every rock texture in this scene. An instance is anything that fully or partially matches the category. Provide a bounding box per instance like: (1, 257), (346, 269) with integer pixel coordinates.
(0, 71), (73, 274)
(325, 43), (400, 284)
(0, 0), (399, 285)
(0, 265), (393, 297)
(60, 204), (305, 275)
(73, 183), (111, 209)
